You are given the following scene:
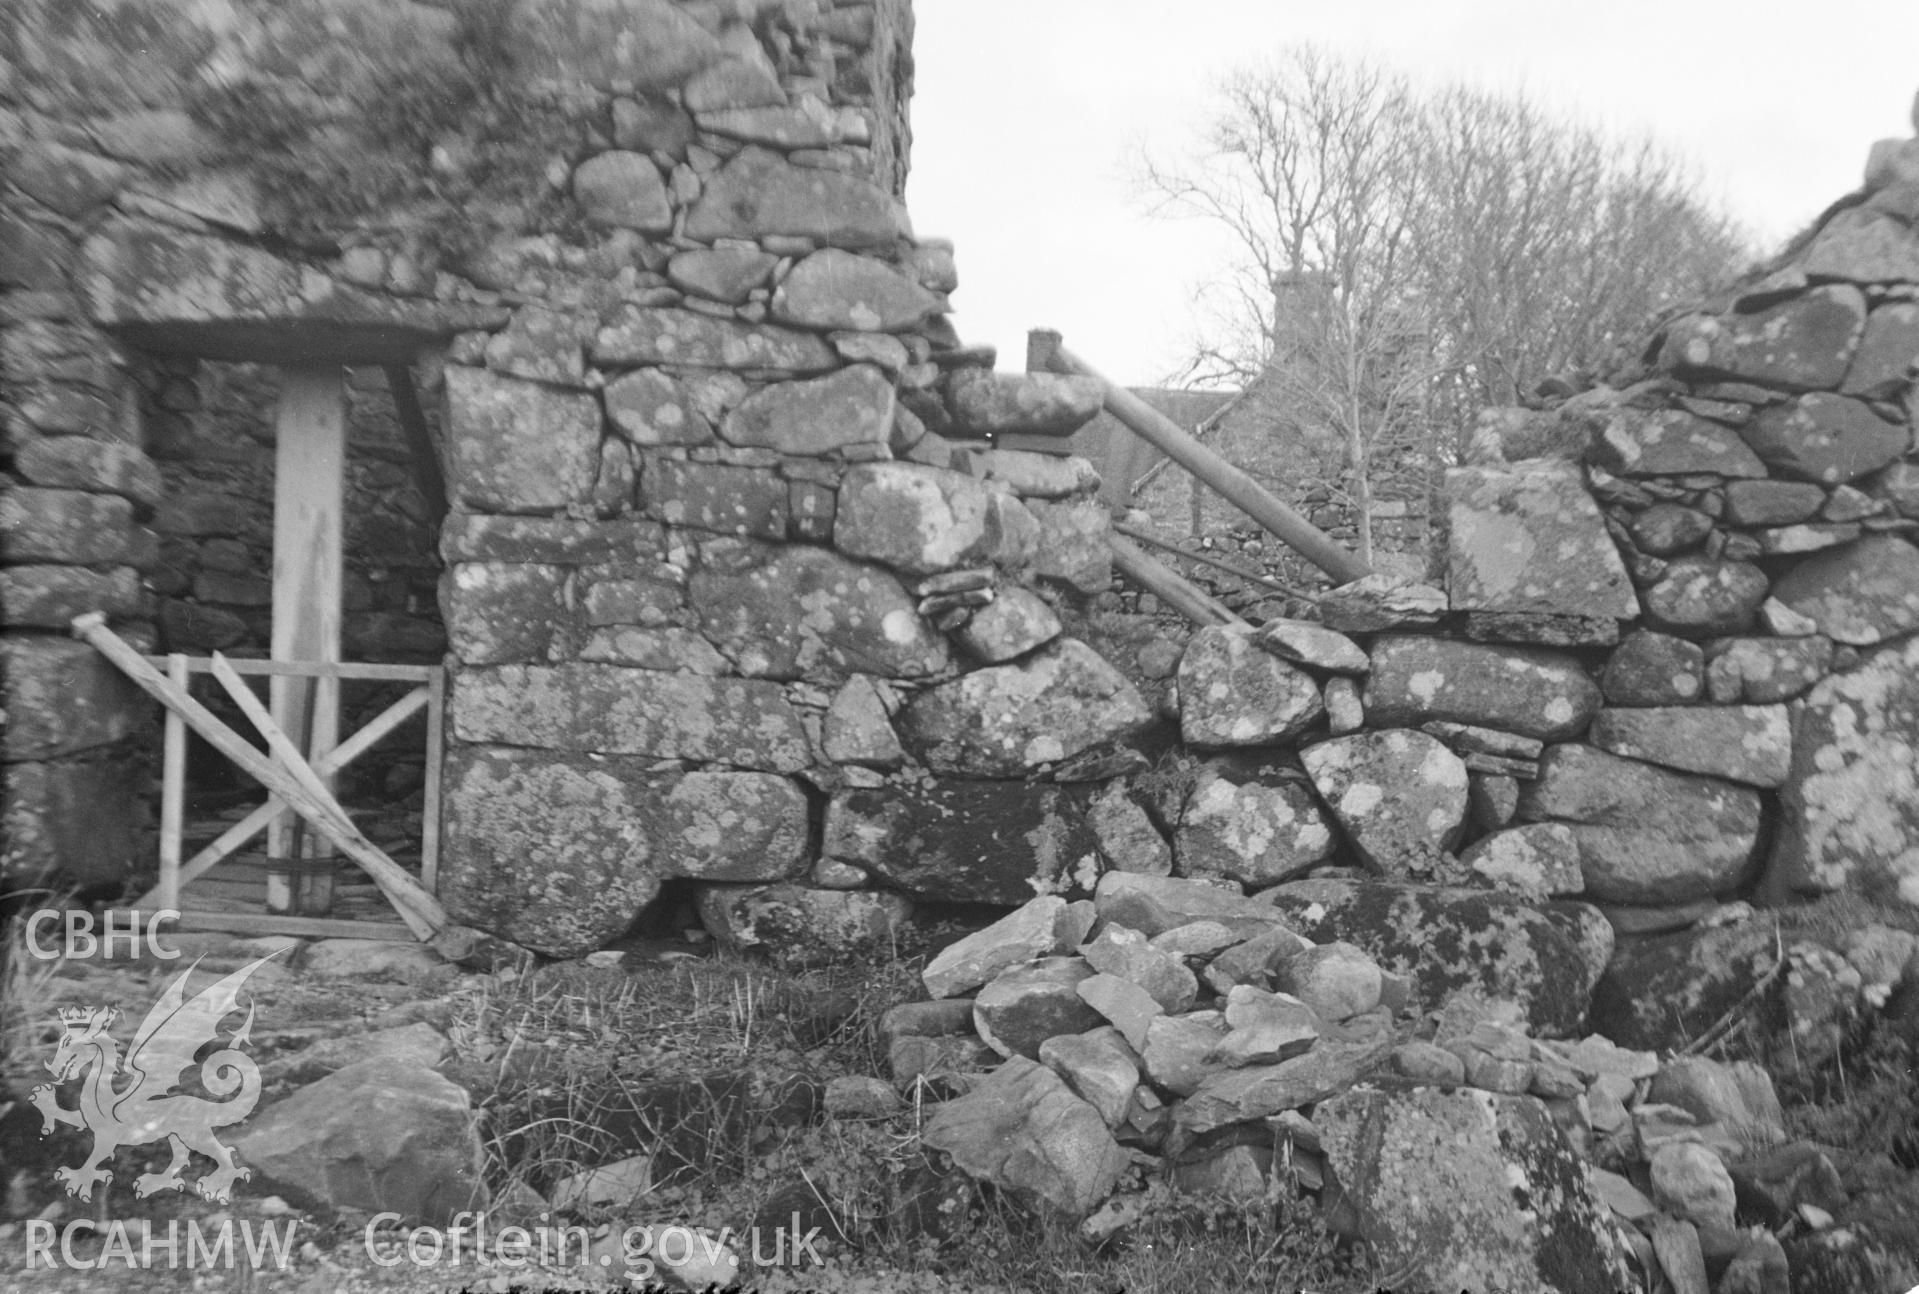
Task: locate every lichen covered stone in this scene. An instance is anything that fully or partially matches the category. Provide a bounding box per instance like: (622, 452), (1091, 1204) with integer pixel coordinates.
(1300, 729), (1469, 878)
(1265, 878), (1596, 1036)
(1588, 704), (1792, 788)
(451, 664), (811, 772)
(835, 462), (1041, 575)
(442, 747), (809, 956)
(1658, 285), (1866, 389)
(690, 543), (948, 682)
(1770, 534), (1919, 646)
(1772, 634), (1919, 903)
(899, 639), (1150, 776)
(443, 367), (601, 514)
(1363, 636), (1599, 742)
(1445, 462), (1637, 621)
(1175, 763), (1334, 886)
(1176, 624), (1324, 747)
(823, 779), (1103, 904)
(1519, 744), (1760, 905)
(1314, 1085), (1627, 1294)
(719, 363), (895, 456)
(684, 146), (911, 249)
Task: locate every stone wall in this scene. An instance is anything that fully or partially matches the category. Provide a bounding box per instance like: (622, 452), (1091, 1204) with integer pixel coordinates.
(9, 0), (1919, 1029)
(143, 364), (446, 664)
(0, 0), (919, 896)
(14, 18), (1919, 1282)
(432, 297), (1133, 955)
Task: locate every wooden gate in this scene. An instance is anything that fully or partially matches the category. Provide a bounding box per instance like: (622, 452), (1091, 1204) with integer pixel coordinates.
(137, 652), (445, 939)
(76, 361), (470, 952)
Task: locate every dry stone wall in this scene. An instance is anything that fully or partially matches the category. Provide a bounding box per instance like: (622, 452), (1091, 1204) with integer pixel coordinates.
(11, 5), (1919, 1285)
(142, 363), (447, 668)
(6, 1), (1919, 1051)
(0, 0), (919, 896)
(865, 123), (1919, 1275)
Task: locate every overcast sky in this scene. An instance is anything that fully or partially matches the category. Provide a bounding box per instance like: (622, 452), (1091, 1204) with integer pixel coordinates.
(905, 1), (1919, 386)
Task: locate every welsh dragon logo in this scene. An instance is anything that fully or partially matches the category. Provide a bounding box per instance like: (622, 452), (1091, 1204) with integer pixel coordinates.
(30, 954), (279, 1204)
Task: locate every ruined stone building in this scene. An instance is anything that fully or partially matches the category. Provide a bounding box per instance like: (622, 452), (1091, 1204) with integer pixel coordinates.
(4, 0), (1919, 1033)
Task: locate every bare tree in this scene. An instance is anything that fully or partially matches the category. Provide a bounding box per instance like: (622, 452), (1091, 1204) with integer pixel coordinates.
(1413, 84), (1750, 448)
(1139, 49), (1437, 567)
(1139, 48), (1753, 561)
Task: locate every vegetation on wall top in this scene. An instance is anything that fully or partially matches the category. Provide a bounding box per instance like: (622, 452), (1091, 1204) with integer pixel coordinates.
(183, 0), (585, 256)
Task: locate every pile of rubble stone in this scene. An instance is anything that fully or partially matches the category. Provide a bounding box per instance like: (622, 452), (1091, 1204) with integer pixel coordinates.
(885, 879), (1905, 1292)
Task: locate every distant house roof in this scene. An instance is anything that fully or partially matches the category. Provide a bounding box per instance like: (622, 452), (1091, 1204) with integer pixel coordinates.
(1068, 387), (1240, 505)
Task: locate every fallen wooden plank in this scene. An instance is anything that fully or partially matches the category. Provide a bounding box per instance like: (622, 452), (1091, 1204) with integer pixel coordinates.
(1109, 534), (1245, 628)
(1113, 521), (1311, 599)
(1036, 336), (1372, 585)
(166, 910), (417, 942)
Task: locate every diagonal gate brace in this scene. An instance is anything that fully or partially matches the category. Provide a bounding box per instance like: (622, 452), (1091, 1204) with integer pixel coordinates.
(132, 684), (431, 909)
(72, 613), (478, 959)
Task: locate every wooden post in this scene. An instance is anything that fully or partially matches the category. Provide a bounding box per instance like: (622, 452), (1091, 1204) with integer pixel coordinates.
(157, 655), (188, 913)
(1037, 341), (1373, 585)
(1113, 521), (1311, 599)
(1108, 535), (1246, 628)
(384, 363), (448, 525)
(270, 367), (345, 864)
(421, 668), (445, 893)
(1026, 328), (1064, 375)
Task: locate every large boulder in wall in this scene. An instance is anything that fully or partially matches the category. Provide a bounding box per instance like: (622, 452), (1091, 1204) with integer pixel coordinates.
(1174, 761), (1335, 886)
(2, 750), (144, 892)
(1656, 285), (1866, 390)
(898, 639), (1151, 776)
(1771, 633), (1919, 904)
(1770, 534), (1919, 647)
(689, 543), (950, 682)
(1363, 636), (1599, 742)
(1175, 623), (1324, 747)
(833, 461), (1039, 575)
(1299, 730), (1469, 878)
(684, 146), (912, 249)
(1262, 879), (1598, 1036)
(441, 747), (808, 957)
(1587, 704), (1792, 788)
(1518, 744), (1762, 905)
(450, 664), (812, 773)
(822, 779), (1104, 904)
(1590, 921), (1781, 1052)
(442, 366), (601, 513)
(1443, 461), (1637, 622)
(2, 636), (144, 761)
